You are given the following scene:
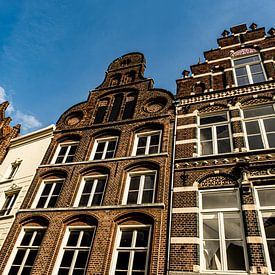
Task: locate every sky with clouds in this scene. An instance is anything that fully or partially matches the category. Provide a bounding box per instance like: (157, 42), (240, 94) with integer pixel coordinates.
(0, 0), (274, 133)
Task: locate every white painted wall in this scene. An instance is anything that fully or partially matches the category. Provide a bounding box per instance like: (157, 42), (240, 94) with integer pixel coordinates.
(0, 125), (54, 249)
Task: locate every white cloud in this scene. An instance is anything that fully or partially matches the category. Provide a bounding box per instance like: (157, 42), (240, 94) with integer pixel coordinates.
(0, 85), (42, 132)
(14, 111), (42, 131)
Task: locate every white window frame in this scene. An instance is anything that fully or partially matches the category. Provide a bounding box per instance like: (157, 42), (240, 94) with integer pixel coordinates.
(132, 130), (161, 156)
(232, 54), (266, 86)
(74, 175), (107, 207)
(4, 226), (46, 275)
(52, 141), (78, 164)
(242, 104), (275, 151)
(199, 188), (248, 273)
(53, 226), (95, 275)
(90, 137), (118, 160)
(5, 160), (22, 180)
(122, 171), (157, 205)
(0, 191), (19, 216)
(254, 185), (275, 273)
(32, 179), (64, 209)
(198, 112), (233, 156)
(111, 224), (151, 275)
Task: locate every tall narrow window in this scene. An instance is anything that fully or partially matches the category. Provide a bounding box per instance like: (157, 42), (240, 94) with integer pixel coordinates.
(243, 104), (275, 150)
(124, 172), (156, 205)
(255, 186), (275, 272)
(94, 99), (109, 124)
(91, 137), (118, 160)
(35, 179), (64, 208)
(114, 226), (151, 275)
(122, 95), (137, 120)
(75, 176), (107, 207)
(199, 112), (232, 156)
(133, 131), (161, 156)
(233, 55), (266, 86)
(8, 227), (46, 275)
(7, 161), (21, 179)
(0, 192), (19, 216)
(200, 189), (247, 271)
(57, 227), (95, 275)
(109, 94), (123, 122)
(53, 142), (78, 164)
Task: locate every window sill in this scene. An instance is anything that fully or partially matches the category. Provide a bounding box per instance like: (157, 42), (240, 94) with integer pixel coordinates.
(41, 153), (169, 167)
(19, 203), (165, 214)
(0, 214), (14, 220)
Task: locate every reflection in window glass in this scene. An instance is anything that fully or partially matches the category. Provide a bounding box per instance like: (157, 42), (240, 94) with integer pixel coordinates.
(201, 190), (246, 271)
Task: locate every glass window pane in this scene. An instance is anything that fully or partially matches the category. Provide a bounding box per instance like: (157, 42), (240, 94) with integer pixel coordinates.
(33, 230), (45, 246)
(41, 184), (52, 195)
(80, 230), (94, 247)
(144, 175), (154, 189)
(203, 215), (219, 239)
(21, 231), (34, 246)
(202, 191), (238, 209)
(226, 240), (246, 270)
(245, 121), (260, 135)
(267, 133), (275, 148)
(13, 249), (26, 265)
(127, 192), (138, 204)
(95, 179), (106, 192)
(141, 190), (153, 203)
(247, 135), (264, 150)
(120, 231), (133, 247)
(244, 105), (274, 118)
(83, 180), (94, 193)
(150, 134), (160, 145)
(258, 190), (275, 207)
(25, 250), (38, 265)
(200, 128), (212, 141)
(234, 55), (259, 65)
(116, 252), (130, 270)
(203, 240), (221, 270)
(250, 63), (263, 73)
(264, 118), (275, 132)
(224, 213), (242, 239)
(235, 67), (247, 76)
(133, 251), (147, 270)
(136, 229), (149, 247)
(129, 176), (140, 190)
(217, 139), (231, 153)
(60, 251), (74, 267)
(216, 125), (229, 138)
(75, 251), (89, 268)
(237, 76), (249, 86)
(67, 231), (79, 246)
(137, 137), (147, 147)
(252, 73), (265, 83)
(200, 114), (227, 125)
(201, 141), (213, 155)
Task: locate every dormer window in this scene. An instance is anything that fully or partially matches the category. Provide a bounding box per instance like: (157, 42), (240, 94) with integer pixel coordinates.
(233, 55), (266, 86)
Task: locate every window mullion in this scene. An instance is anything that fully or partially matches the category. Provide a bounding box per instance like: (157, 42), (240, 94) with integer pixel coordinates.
(102, 141), (108, 159)
(63, 146), (70, 162)
(219, 212), (227, 271)
(259, 119), (269, 148)
(212, 126), (217, 154)
(138, 176), (145, 204)
(45, 183), (55, 207)
(246, 65), (253, 84)
(88, 179), (97, 206)
(145, 136), (150, 155)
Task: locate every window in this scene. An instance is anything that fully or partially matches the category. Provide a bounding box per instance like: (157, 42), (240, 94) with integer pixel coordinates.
(7, 227), (46, 275)
(0, 192), (19, 216)
(243, 104), (275, 150)
(233, 55), (266, 86)
(200, 189), (247, 271)
(122, 95), (137, 120)
(255, 186), (275, 272)
(109, 94), (124, 122)
(34, 179), (64, 208)
(113, 226), (151, 275)
(124, 172), (156, 205)
(133, 131), (161, 156)
(75, 176), (107, 207)
(6, 161), (21, 179)
(199, 112), (232, 156)
(53, 142), (78, 164)
(91, 137), (117, 160)
(56, 227), (95, 275)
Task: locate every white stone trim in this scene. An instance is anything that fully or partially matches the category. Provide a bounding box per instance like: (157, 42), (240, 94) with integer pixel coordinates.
(172, 207), (199, 213)
(177, 124), (197, 129)
(242, 204), (256, 211)
(246, 236), (263, 243)
(171, 237), (200, 244)
(233, 133), (244, 137)
(177, 113), (197, 118)
(176, 139), (197, 145)
(173, 186), (198, 192)
(231, 117), (242, 121)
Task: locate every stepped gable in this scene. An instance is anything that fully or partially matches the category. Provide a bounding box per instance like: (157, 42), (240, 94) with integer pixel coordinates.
(176, 23), (275, 98)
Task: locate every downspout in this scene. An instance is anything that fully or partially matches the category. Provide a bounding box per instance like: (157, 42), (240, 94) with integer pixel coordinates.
(166, 99), (179, 274)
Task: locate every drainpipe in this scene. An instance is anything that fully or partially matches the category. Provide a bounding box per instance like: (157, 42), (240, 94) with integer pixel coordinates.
(166, 99), (179, 275)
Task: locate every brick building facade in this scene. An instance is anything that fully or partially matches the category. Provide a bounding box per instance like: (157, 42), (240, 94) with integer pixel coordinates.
(169, 23), (275, 275)
(0, 101), (20, 164)
(0, 53), (175, 274)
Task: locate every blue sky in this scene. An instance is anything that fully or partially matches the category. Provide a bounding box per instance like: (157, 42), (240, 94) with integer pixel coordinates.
(0, 0), (274, 133)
